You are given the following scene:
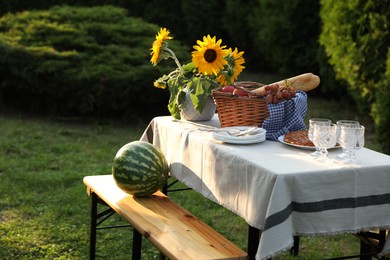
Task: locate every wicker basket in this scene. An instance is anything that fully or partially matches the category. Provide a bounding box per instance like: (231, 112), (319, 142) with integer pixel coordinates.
(211, 81), (269, 127)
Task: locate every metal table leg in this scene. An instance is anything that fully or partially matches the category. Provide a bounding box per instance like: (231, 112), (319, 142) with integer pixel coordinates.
(248, 225), (260, 260)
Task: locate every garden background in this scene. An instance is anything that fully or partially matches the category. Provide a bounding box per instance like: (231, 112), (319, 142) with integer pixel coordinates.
(1, 0), (389, 153)
(0, 0), (389, 259)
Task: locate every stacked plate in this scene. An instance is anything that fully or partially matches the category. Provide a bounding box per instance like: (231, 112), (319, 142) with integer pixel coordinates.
(212, 126), (266, 144)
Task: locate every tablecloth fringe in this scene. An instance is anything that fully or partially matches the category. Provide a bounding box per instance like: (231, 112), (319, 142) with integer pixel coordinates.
(259, 242), (293, 260)
(260, 226), (389, 260)
(292, 225), (390, 237)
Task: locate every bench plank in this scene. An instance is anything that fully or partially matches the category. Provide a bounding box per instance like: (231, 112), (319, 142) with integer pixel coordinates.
(84, 175), (247, 260)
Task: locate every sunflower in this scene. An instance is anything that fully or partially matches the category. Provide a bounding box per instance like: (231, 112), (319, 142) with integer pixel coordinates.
(150, 28), (247, 119)
(154, 80), (166, 89)
(217, 48), (245, 86)
(192, 35), (229, 76)
(150, 28), (172, 65)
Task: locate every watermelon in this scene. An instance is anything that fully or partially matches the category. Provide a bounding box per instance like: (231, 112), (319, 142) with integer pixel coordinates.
(112, 141), (169, 196)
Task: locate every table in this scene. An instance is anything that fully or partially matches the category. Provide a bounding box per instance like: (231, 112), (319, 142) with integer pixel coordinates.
(140, 115), (390, 260)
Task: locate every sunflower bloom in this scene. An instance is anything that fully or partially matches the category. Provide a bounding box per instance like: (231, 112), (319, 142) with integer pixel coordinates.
(217, 48), (245, 86)
(150, 28), (172, 65)
(192, 35), (229, 76)
(217, 73), (230, 86)
(154, 80), (167, 89)
(230, 47), (245, 82)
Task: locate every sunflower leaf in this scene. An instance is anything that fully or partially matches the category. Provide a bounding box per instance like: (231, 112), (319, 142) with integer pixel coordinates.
(186, 77), (212, 112)
(167, 75), (187, 119)
(182, 62), (195, 73)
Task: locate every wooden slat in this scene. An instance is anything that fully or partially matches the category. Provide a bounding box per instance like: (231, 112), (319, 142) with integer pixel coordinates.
(84, 175), (247, 260)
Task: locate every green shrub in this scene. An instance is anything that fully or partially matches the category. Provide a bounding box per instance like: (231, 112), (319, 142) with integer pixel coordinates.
(372, 52), (390, 154)
(320, 0), (390, 154)
(0, 5), (190, 117)
(141, 1), (186, 40)
(1, 0), (330, 80)
(181, 0), (227, 44)
(222, 0), (260, 65)
(0, 0), (133, 16)
(249, 0), (321, 76)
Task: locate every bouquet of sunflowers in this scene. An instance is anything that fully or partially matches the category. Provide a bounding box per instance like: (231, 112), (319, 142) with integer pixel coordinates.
(150, 28), (245, 119)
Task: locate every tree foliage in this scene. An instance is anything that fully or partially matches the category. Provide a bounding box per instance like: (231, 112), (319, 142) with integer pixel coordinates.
(249, 0), (321, 76)
(320, 0), (390, 153)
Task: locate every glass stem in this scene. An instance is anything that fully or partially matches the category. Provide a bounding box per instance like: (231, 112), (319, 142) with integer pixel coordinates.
(320, 148), (328, 158)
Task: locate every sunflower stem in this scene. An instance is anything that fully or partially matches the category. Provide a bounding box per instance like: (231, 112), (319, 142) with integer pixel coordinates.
(167, 69), (181, 78)
(165, 48), (183, 72)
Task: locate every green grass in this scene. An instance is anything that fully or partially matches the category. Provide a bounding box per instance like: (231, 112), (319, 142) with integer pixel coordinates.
(0, 116), (148, 259)
(0, 98), (380, 259)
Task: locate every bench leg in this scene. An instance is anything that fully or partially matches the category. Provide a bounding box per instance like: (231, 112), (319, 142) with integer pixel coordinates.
(132, 228), (142, 260)
(132, 227), (167, 260)
(159, 252), (166, 260)
(90, 191), (98, 260)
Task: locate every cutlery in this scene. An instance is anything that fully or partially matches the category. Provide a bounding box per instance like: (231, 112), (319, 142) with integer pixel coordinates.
(215, 127), (261, 137)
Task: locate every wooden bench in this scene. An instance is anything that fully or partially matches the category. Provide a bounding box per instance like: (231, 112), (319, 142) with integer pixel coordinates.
(83, 175), (248, 260)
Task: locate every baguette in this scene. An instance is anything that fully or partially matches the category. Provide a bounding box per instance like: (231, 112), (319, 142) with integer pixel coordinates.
(251, 73), (320, 95)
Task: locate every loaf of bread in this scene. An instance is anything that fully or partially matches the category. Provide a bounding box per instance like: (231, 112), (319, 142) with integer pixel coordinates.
(251, 73), (320, 96)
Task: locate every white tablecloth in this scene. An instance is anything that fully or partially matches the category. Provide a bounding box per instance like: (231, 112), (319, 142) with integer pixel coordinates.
(140, 115), (390, 260)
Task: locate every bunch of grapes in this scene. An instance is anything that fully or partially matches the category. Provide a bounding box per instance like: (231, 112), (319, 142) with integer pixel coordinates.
(262, 83), (296, 104)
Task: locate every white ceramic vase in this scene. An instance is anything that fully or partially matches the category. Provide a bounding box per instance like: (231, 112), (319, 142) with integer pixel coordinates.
(179, 91), (216, 121)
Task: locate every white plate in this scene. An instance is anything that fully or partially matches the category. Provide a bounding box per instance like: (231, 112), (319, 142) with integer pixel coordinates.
(278, 135), (340, 150)
(212, 127), (266, 144)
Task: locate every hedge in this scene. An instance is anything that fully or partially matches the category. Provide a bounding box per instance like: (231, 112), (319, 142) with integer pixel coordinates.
(1, 0), (329, 79)
(320, 0), (390, 154)
(249, 0), (321, 76)
(0, 5), (190, 118)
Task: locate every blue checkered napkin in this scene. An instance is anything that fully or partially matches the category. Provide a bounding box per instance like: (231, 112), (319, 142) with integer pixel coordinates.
(262, 91), (308, 140)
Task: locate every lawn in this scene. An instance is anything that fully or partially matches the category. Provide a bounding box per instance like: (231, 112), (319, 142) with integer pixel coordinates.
(0, 95), (380, 259)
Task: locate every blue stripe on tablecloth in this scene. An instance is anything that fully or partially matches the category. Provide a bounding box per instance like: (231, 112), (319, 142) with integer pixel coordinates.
(264, 193), (390, 231)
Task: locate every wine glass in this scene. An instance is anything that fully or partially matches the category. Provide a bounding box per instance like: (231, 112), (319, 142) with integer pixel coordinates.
(308, 118), (331, 157)
(311, 123), (337, 162)
(337, 124), (365, 164)
(336, 120), (360, 159)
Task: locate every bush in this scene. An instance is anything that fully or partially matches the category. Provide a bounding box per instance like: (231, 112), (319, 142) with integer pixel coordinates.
(0, 5), (190, 118)
(181, 0), (228, 44)
(1, 0), (322, 77)
(372, 52), (390, 154)
(319, 0), (390, 154)
(0, 0), (132, 16)
(222, 0), (260, 66)
(249, 0), (321, 76)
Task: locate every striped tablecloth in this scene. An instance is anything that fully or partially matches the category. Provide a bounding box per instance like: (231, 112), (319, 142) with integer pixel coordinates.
(140, 115), (390, 259)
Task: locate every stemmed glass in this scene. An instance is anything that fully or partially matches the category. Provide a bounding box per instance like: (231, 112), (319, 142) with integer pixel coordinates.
(337, 124), (365, 164)
(311, 122), (337, 162)
(308, 118), (331, 157)
(336, 120), (360, 159)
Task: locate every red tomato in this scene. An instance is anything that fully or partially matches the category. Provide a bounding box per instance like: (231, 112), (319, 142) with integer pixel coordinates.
(221, 85), (235, 93)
